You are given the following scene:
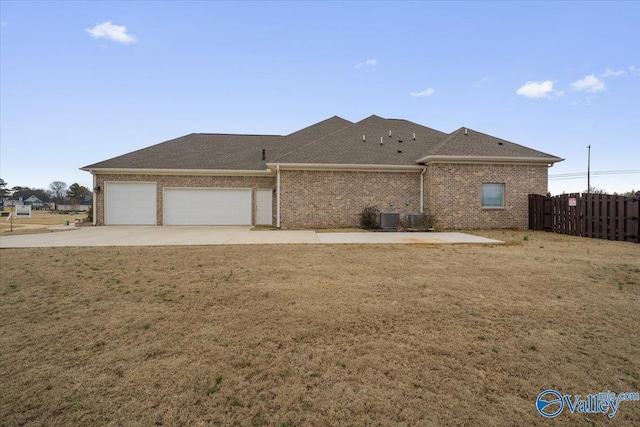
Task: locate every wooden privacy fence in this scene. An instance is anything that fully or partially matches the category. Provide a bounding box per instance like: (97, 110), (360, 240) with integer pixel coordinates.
(529, 193), (639, 243)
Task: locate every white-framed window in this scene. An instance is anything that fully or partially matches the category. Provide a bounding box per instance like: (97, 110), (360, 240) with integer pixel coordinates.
(482, 183), (504, 208)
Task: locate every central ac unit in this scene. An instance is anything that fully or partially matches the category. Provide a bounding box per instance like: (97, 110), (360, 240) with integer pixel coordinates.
(407, 214), (424, 229)
(379, 212), (400, 229)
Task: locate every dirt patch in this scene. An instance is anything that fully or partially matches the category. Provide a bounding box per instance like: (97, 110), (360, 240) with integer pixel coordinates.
(1, 231), (638, 425)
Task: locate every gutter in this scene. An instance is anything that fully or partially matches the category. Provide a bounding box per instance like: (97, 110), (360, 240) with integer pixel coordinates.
(414, 155), (564, 165)
(276, 165), (281, 228)
(80, 167), (274, 176)
(91, 171), (96, 226)
(265, 163), (424, 172)
(420, 167), (426, 214)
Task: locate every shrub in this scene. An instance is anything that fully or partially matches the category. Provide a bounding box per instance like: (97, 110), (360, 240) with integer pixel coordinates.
(422, 213), (437, 230)
(87, 205), (93, 223)
(395, 218), (409, 232)
(359, 206), (380, 229)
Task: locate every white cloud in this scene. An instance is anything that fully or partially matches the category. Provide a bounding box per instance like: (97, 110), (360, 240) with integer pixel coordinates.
(410, 88), (435, 97)
(600, 68), (626, 77)
(516, 80), (556, 98)
(86, 21), (136, 44)
(474, 77), (490, 88)
(355, 58), (377, 68)
(629, 66), (640, 76)
(571, 75), (605, 92)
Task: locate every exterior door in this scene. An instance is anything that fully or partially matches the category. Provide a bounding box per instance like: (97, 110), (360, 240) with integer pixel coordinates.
(255, 189), (273, 226)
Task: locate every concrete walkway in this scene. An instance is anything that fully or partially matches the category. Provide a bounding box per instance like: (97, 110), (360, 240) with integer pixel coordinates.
(0, 226), (502, 248)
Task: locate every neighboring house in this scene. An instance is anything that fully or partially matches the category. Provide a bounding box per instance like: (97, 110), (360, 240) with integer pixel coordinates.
(3, 196), (83, 212)
(82, 115), (563, 229)
(24, 195), (47, 209)
(4, 195), (51, 210)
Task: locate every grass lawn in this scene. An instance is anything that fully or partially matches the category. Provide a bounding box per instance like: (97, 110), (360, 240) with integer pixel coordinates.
(1, 230), (638, 425)
(0, 211), (88, 235)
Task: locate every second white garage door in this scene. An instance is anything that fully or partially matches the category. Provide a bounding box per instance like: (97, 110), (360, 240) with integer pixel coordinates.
(164, 188), (252, 225)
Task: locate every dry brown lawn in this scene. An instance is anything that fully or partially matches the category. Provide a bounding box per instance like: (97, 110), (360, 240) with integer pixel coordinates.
(1, 230), (639, 426)
(0, 211), (87, 235)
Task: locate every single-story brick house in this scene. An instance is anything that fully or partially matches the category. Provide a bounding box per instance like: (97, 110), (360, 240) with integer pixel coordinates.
(81, 115), (562, 229)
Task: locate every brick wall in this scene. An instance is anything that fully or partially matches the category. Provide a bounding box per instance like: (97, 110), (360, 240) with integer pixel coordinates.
(279, 170), (422, 228)
(94, 174), (275, 225)
(94, 164), (547, 229)
(425, 163), (548, 229)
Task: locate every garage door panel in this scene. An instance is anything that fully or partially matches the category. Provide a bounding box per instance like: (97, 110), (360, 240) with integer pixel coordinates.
(164, 188), (251, 225)
(106, 183), (156, 225)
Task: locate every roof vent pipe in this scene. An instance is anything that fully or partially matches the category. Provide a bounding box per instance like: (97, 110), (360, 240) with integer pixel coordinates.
(464, 128), (468, 135)
(362, 135), (366, 142)
(413, 133), (416, 140)
(380, 137), (383, 145)
(261, 149), (266, 161)
(389, 130), (392, 137)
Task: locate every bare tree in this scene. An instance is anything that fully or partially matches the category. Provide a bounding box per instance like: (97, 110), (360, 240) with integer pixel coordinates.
(49, 181), (68, 202)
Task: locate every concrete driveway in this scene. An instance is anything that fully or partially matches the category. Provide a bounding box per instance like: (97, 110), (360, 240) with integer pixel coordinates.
(0, 226), (502, 248)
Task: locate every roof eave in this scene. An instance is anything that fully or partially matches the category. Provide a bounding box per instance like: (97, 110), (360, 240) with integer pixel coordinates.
(266, 163), (424, 172)
(80, 167), (274, 176)
(415, 155), (564, 165)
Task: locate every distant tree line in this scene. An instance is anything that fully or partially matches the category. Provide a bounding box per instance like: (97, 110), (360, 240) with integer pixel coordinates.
(0, 179), (91, 206)
(584, 187), (639, 197)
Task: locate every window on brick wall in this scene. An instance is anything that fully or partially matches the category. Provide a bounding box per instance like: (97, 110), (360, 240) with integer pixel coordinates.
(482, 183), (504, 208)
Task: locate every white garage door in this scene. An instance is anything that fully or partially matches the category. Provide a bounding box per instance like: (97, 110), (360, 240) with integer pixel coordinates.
(164, 188), (252, 225)
(105, 182), (157, 225)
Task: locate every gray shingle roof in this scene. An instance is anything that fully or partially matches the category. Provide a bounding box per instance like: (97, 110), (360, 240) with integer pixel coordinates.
(286, 115), (353, 143)
(427, 127), (562, 160)
(82, 116), (353, 170)
(83, 134), (281, 170)
(271, 115), (447, 165)
(82, 115), (561, 171)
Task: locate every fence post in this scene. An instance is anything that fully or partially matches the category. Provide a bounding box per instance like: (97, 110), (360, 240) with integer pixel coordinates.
(544, 196), (552, 231)
(604, 196), (608, 239)
(626, 197), (640, 243)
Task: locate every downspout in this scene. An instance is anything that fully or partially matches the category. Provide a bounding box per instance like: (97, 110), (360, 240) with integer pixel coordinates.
(420, 167), (426, 214)
(276, 164), (281, 228)
(92, 171), (97, 226)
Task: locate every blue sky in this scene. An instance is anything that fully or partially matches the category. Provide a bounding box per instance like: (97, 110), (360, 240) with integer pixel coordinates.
(1, 1), (639, 195)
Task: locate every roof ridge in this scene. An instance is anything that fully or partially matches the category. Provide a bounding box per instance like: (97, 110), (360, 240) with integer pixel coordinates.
(272, 115), (449, 164)
(286, 115), (353, 137)
(432, 126), (561, 159)
(430, 127), (461, 153)
(272, 119), (360, 162)
(387, 118), (449, 136)
(191, 133), (283, 137)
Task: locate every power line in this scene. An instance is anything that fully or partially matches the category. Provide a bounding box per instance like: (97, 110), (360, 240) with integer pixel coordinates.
(550, 169), (640, 177)
(549, 170), (640, 180)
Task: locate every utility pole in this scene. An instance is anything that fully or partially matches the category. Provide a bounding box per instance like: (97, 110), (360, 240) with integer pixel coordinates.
(587, 145), (591, 193)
